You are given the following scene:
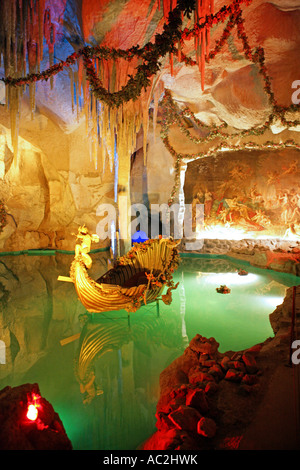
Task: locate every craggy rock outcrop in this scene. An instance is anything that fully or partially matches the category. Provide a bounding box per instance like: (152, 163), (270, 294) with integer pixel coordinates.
(142, 283), (300, 451)
(0, 383), (72, 450)
(142, 334), (263, 450)
(180, 238), (300, 276)
(270, 285), (300, 334)
(0, 1), (299, 253)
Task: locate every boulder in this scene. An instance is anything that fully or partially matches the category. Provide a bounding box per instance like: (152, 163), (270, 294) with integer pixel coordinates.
(155, 412), (174, 432)
(242, 353), (258, 374)
(224, 369), (244, 383)
(242, 374), (259, 386)
(189, 335), (219, 357)
(185, 389), (209, 414)
(189, 370), (215, 385)
(142, 428), (183, 451)
(209, 363), (225, 380)
(204, 381), (219, 395)
(220, 355), (231, 370)
(197, 417), (217, 439)
(168, 405), (202, 433)
(227, 360), (246, 373)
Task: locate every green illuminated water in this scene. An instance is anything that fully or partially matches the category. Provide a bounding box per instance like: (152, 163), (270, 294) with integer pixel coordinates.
(0, 252), (298, 450)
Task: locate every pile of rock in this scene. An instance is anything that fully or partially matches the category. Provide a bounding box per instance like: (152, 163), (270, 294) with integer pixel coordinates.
(142, 334), (262, 450)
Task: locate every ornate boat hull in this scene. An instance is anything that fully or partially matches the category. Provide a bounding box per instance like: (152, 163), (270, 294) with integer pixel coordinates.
(69, 237), (180, 314)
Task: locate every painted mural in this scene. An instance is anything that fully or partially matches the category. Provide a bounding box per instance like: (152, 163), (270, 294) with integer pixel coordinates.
(186, 149), (300, 240)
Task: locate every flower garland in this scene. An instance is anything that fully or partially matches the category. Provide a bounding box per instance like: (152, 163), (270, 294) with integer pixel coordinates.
(160, 4), (300, 205)
(1, 0), (253, 108)
(0, 0), (298, 208)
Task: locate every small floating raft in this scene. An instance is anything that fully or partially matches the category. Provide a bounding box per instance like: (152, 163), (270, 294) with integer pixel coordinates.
(216, 285), (231, 294)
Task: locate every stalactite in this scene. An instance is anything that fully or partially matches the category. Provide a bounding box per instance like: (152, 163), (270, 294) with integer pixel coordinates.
(152, 78), (164, 144)
(194, 0), (214, 91)
(0, 0), (56, 158)
(140, 91), (150, 165)
(68, 67), (75, 114)
(153, 88), (160, 144)
(29, 82), (36, 118)
(170, 52), (174, 76)
(73, 69), (80, 121)
(8, 86), (20, 165)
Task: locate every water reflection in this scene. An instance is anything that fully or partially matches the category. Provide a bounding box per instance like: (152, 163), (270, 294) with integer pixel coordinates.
(74, 309), (186, 405)
(0, 252), (298, 449)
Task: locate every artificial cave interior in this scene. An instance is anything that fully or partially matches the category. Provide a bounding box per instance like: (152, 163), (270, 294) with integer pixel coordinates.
(0, 0), (299, 453)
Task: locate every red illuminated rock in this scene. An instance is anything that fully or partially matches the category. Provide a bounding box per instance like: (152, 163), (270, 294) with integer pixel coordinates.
(209, 363), (225, 380)
(197, 417), (217, 438)
(0, 383), (72, 450)
(242, 353), (258, 374)
(168, 405), (202, 433)
(186, 389), (209, 414)
(227, 360), (246, 373)
(242, 374), (259, 386)
(155, 412), (174, 432)
(224, 369), (244, 383)
(245, 344), (262, 357)
(189, 335), (219, 357)
(220, 355), (231, 370)
(204, 381), (219, 395)
(189, 370), (215, 385)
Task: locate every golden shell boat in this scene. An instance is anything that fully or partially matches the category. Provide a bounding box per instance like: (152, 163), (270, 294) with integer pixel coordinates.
(59, 227), (180, 314)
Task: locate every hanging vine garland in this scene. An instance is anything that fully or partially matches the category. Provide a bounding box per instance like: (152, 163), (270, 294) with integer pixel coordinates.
(1, 0), (253, 108)
(159, 4), (300, 205)
(0, 0), (298, 209)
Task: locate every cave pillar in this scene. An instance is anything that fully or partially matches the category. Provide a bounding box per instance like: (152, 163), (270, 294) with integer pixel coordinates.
(117, 154), (132, 255)
(178, 162), (187, 238)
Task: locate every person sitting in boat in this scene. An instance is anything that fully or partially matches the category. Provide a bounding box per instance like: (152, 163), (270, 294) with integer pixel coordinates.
(75, 225), (99, 269)
(216, 285), (231, 294)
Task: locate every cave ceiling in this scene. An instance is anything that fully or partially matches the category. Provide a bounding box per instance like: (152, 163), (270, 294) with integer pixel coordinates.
(0, 0), (299, 148)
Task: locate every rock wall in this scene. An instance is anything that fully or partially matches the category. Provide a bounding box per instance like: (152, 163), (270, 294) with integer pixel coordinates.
(0, 252), (109, 382)
(0, 105), (115, 252)
(180, 237), (300, 275)
(0, 0), (299, 253)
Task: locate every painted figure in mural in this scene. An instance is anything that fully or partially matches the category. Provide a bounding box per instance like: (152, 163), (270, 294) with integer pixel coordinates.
(252, 209), (271, 227)
(218, 207), (229, 224)
(204, 190), (213, 217)
(249, 183), (264, 208)
(283, 223), (300, 239)
(192, 191), (204, 227)
(225, 197), (250, 222)
(75, 225), (99, 269)
(278, 190), (298, 226)
(281, 159), (298, 177)
(229, 164), (252, 181)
